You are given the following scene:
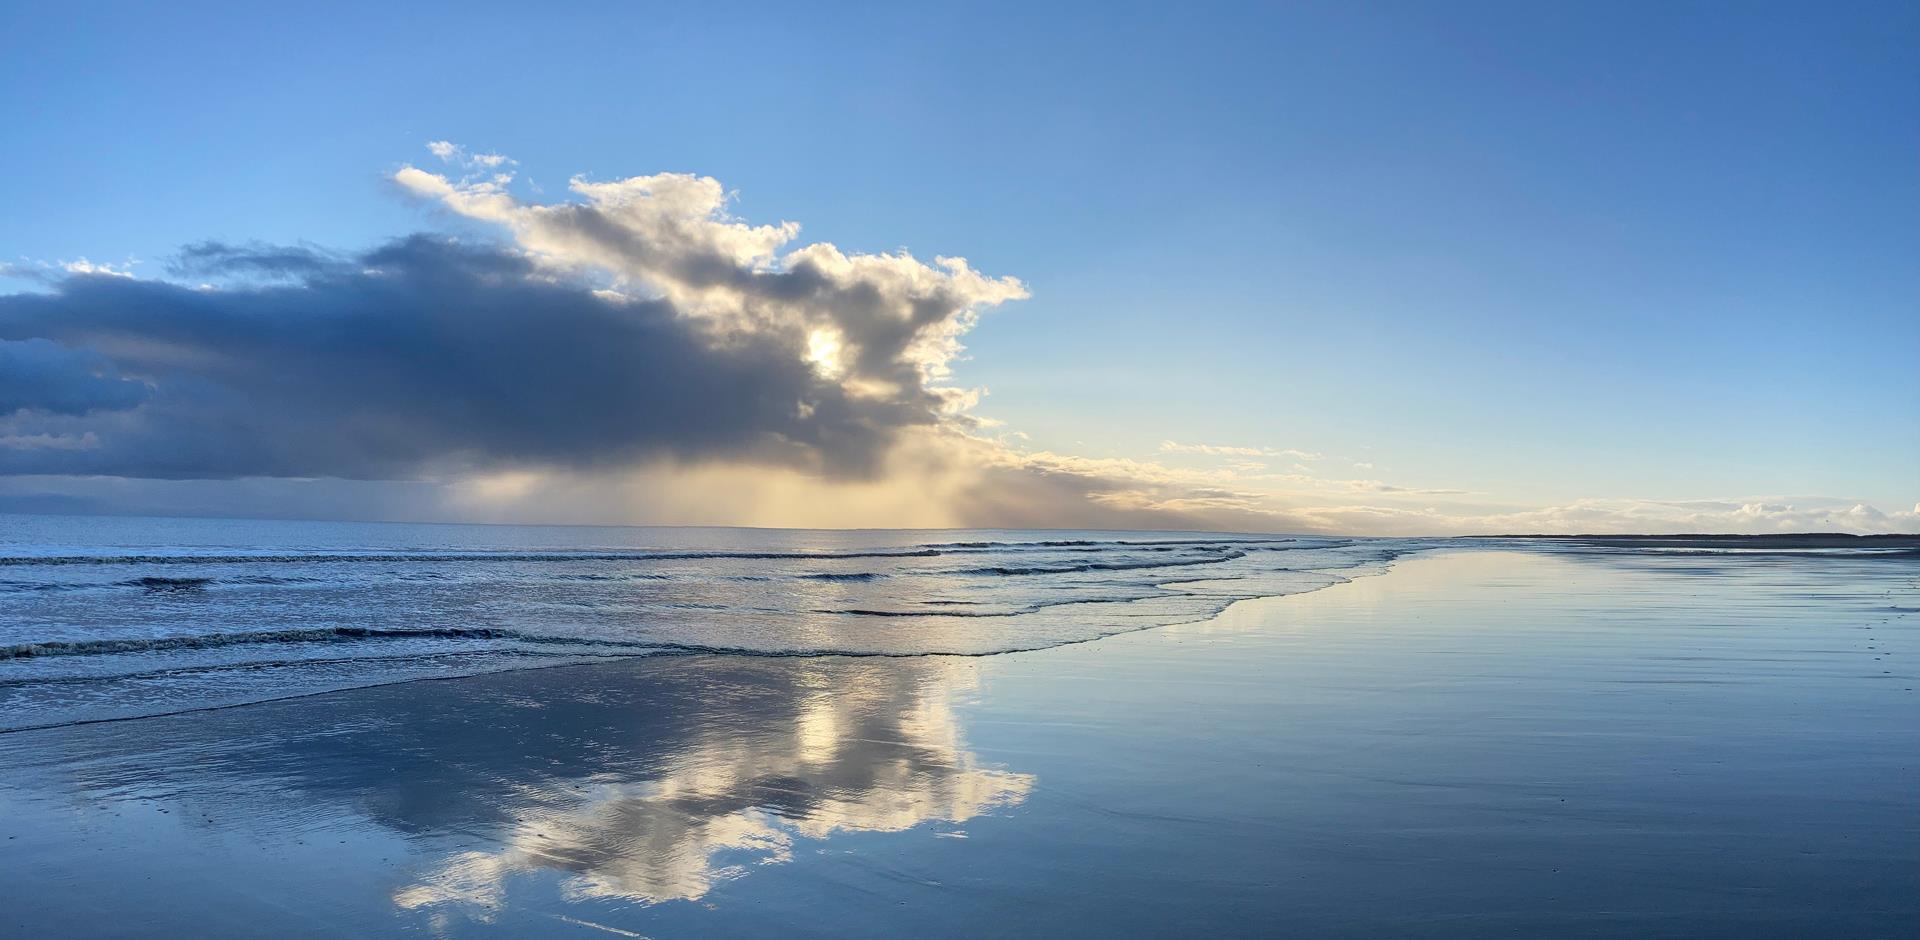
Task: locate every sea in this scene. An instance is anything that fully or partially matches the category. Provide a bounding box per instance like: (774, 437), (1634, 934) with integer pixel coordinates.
(1, 514), (1915, 935)
(0, 514), (1418, 732)
(4, 514), (1916, 736)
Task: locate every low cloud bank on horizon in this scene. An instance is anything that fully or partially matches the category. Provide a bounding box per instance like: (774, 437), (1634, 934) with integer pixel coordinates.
(0, 145), (1912, 535)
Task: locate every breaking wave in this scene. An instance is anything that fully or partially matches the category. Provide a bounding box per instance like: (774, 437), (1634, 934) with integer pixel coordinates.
(0, 521), (1421, 733)
(955, 551), (1246, 576)
(4, 626), (538, 660)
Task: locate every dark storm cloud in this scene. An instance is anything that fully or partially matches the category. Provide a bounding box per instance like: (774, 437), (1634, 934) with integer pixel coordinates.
(168, 241), (351, 280)
(0, 338), (150, 416)
(0, 237), (928, 480)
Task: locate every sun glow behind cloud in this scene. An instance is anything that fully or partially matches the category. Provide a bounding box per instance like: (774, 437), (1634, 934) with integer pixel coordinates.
(0, 143), (1912, 535)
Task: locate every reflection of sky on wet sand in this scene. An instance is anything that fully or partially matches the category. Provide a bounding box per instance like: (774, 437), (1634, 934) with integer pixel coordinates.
(393, 658), (1030, 917)
(6, 547), (1912, 937)
(0, 651), (1030, 930)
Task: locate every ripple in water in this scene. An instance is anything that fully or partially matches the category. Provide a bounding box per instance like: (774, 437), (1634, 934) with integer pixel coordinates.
(0, 515), (1415, 731)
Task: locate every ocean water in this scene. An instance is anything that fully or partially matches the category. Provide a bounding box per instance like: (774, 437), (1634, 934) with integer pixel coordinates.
(1, 542), (1913, 936)
(0, 514), (1415, 731)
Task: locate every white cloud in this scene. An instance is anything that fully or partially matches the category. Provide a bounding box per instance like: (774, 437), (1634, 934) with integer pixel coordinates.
(1, 257), (138, 283)
(426, 139), (513, 169)
(1158, 440), (1322, 460)
(1475, 497), (1920, 535)
(1158, 440), (1264, 457)
(5, 145), (1909, 537)
(60, 258), (135, 277)
(1220, 495), (1920, 536)
(395, 145), (1026, 419)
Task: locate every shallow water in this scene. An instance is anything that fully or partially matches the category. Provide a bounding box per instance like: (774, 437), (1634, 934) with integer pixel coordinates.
(0, 514), (1406, 730)
(0, 543), (1913, 937)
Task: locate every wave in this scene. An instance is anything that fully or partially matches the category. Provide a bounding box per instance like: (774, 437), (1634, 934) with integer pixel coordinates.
(0, 572), (356, 594)
(122, 576), (213, 593)
(0, 539), (1337, 573)
(0, 645), (630, 690)
(824, 608), (1023, 618)
(0, 580), (87, 594)
(1, 576), (1282, 667)
(3, 626), (552, 660)
(921, 539), (1097, 549)
(956, 550), (1247, 576)
(0, 531), (1432, 737)
(2, 620), (1068, 664)
(0, 568), (1394, 734)
(0, 543), (1425, 736)
(921, 537), (1300, 550)
(0, 616), (1113, 666)
(552, 572), (675, 582)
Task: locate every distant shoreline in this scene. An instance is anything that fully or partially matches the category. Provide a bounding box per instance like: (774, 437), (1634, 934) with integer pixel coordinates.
(1486, 533), (1920, 549)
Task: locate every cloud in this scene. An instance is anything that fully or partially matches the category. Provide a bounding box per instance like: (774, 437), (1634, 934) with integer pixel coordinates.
(0, 236), (965, 479)
(425, 140), (512, 170)
(0, 432), (100, 452)
(167, 241), (349, 281)
(0, 339), (150, 417)
(59, 258), (137, 278)
(1223, 496), (1920, 536)
(1158, 440), (1264, 457)
(1350, 480), (1471, 495)
(1, 448), (1912, 536)
(392, 153), (1027, 416)
(1, 257), (138, 284)
(1, 144), (1910, 536)
(1158, 440), (1322, 460)
(0, 148), (1026, 490)
(1468, 496), (1920, 536)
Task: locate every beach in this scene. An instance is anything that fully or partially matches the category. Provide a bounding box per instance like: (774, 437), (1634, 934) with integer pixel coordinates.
(5, 5), (1915, 935)
(6, 7), (1913, 935)
(3, 544), (1914, 937)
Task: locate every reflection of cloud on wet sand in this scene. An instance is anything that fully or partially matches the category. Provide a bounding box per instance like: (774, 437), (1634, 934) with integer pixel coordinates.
(394, 657), (1031, 914)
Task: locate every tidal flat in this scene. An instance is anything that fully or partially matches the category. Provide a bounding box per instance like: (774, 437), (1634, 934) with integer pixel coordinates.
(2, 544), (1915, 937)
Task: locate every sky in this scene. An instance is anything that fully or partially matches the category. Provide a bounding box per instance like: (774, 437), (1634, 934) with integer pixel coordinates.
(0, 1), (1914, 534)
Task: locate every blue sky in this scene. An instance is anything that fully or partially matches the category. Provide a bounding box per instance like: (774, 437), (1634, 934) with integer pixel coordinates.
(1, 1), (1914, 532)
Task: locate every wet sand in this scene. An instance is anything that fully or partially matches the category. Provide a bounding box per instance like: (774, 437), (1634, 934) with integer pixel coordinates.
(2, 549), (1915, 937)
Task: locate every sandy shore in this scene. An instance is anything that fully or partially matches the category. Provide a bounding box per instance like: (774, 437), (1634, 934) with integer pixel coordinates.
(2, 548), (1915, 937)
